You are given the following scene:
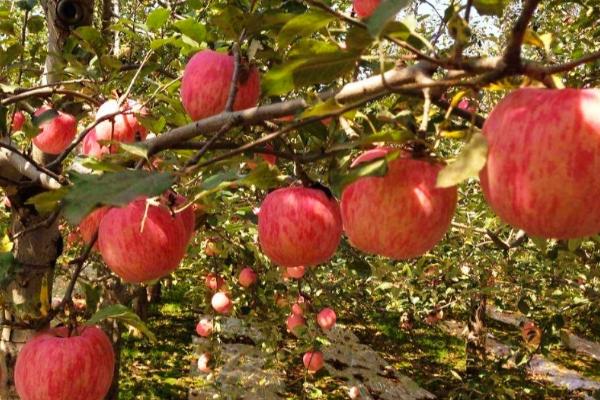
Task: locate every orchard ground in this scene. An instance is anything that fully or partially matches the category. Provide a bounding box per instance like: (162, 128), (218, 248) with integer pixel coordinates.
(116, 253), (600, 399)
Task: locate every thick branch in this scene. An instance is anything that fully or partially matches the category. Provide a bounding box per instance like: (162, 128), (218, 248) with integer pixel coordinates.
(503, 0), (542, 67)
(0, 141), (62, 190)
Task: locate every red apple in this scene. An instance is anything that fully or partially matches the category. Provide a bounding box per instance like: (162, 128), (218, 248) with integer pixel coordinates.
(348, 386), (362, 399)
(211, 291), (232, 314)
(15, 326), (114, 400)
(316, 307), (337, 331)
(286, 313), (306, 336)
(204, 241), (219, 256)
(197, 352), (211, 373)
(81, 128), (110, 159)
(341, 148), (457, 259)
(79, 206), (110, 247)
(181, 49), (260, 121)
(303, 351), (324, 373)
(353, 0), (381, 18)
(291, 303), (304, 317)
(258, 144), (277, 165)
(95, 99), (148, 151)
(196, 318), (213, 337)
(286, 266), (306, 279)
(238, 267), (257, 288)
(97, 196), (192, 283)
(480, 88), (600, 239)
(32, 106), (77, 155)
(258, 187), (342, 267)
(205, 273), (225, 292)
(11, 111), (25, 131)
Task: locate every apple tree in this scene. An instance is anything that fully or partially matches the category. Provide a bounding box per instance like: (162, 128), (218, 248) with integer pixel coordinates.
(0, 0), (599, 398)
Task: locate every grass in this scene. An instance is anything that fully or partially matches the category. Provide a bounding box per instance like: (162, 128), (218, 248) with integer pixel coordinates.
(118, 281), (600, 399)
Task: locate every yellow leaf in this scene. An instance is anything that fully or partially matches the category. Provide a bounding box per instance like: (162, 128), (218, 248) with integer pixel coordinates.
(0, 234), (12, 252)
(440, 130), (468, 139)
(450, 91), (468, 108)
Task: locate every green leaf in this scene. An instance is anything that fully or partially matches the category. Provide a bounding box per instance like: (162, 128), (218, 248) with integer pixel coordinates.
(174, 18), (206, 44)
(87, 304), (156, 342)
(61, 170), (174, 224)
(330, 150), (401, 196)
(472, 0), (508, 17)
(27, 15), (45, 33)
(366, 0), (411, 38)
(146, 7), (171, 31)
(238, 163), (282, 189)
(263, 50), (360, 96)
(436, 132), (488, 188)
(119, 143), (149, 159)
(16, 0), (37, 11)
(300, 98), (344, 119)
(567, 238), (583, 252)
(345, 25), (374, 51)
(278, 10), (335, 47)
(530, 236), (547, 253)
(0, 44), (23, 69)
(26, 186), (70, 214)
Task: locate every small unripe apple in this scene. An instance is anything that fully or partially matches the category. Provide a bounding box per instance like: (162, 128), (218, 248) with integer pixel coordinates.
(341, 148), (457, 259)
(11, 111), (25, 131)
(316, 308), (337, 331)
(32, 106), (77, 154)
(303, 351), (324, 373)
(211, 292), (232, 314)
(97, 196), (192, 283)
(181, 49), (260, 121)
(15, 326), (114, 400)
(353, 0), (381, 18)
(95, 99), (148, 151)
(197, 353), (211, 373)
(480, 88), (600, 239)
(79, 206), (110, 247)
(258, 187), (342, 267)
(205, 273), (225, 292)
(286, 266), (305, 279)
(238, 267), (257, 288)
(286, 313), (306, 336)
(196, 318), (213, 337)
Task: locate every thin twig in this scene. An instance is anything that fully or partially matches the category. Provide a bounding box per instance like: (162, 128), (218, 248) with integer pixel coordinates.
(224, 44), (241, 112)
(11, 209), (60, 240)
(1, 88), (100, 107)
(118, 51), (154, 107)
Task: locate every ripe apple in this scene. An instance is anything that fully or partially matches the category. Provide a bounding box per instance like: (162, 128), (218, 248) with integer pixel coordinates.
(205, 273), (225, 292)
(97, 196), (192, 283)
(316, 308), (337, 331)
(303, 351), (324, 373)
(196, 318), (213, 337)
(238, 267), (257, 288)
(353, 0), (381, 18)
(81, 128), (111, 159)
(32, 106), (77, 154)
(480, 88), (600, 239)
(286, 266), (306, 279)
(348, 386), (362, 399)
(286, 313), (306, 336)
(181, 49), (260, 121)
(11, 111), (25, 131)
(211, 291), (232, 314)
(94, 99), (148, 152)
(197, 352), (211, 373)
(204, 240), (219, 256)
(258, 144), (277, 165)
(79, 206), (110, 247)
(341, 148), (457, 259)
(258, 187), (342, 267)
(15, 326), (114, 400)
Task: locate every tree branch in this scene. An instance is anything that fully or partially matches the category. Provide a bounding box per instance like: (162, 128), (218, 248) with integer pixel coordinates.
(0, 141), (63, 190)
(0, 87), (101, 107)
(503, 0), (542, 67)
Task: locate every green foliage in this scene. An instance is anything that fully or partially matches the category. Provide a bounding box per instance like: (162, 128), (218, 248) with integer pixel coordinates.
(87, 304), (157, 342)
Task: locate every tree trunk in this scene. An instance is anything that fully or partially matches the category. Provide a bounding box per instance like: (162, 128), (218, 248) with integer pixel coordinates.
(0, 1), (95, 398)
